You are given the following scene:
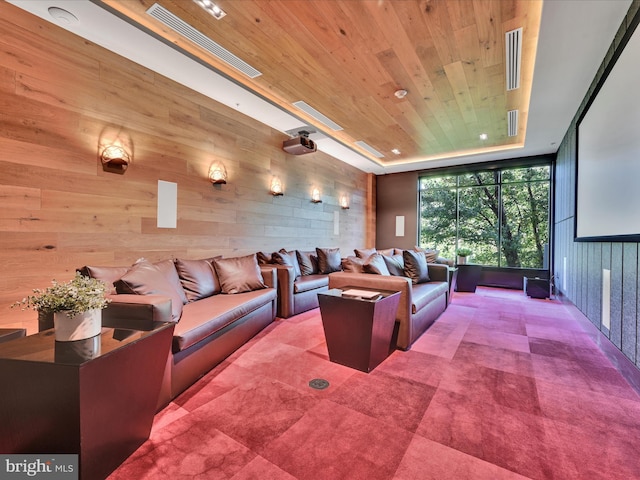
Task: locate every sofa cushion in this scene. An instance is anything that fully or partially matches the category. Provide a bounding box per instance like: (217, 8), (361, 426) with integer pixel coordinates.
(377, 247), (398, 257)
(354, 248), (376, 259)
(78, 265), (129, 294)
(341, 255), (366, 273)
(316, 247), (342, 274)
(273, 250), (301, 278)
(256, 251), (273, 264)
(383, 254), (405, 276)
(403, 250), (430, 284)
(172, 288), (276, 352)
(174, 258), (221, 302)
(154, 259), (189, 305)
(294, 274), (329, 294)
(296, 250), (319, 275)
(414, 246), (439, 263)
(114, 259), (185, 321)
(411, 281), (448, 314)
(212, 254), (266, 294)
(363, 252), (390, 275)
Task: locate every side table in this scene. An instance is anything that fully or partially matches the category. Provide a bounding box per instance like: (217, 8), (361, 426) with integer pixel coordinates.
(0, 322), (174, 480)
(318, 286), (400, 373)
(455, 264), (482, 292)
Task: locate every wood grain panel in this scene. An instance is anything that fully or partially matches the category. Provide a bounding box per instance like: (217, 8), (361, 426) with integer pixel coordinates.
(0, 3), (368, 332)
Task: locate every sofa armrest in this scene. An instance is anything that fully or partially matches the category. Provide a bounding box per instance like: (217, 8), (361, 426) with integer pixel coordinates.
(274, 265), (296, 318)
(427, 263), (449, 283)
(102, 294), (173, 331)
(260, 266), (277, 290)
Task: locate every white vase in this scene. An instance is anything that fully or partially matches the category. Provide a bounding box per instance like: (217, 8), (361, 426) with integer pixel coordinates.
(53, 309), (102, 342)
(457, 255), (467, 265)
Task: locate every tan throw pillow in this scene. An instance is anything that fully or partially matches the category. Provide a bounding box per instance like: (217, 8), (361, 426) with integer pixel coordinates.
(403, 250), (430, 284)
(115, 259), (185, 321)
(316, 247), (342, 274)
(341, 256), (366, 273)
(382, 254), (405, 276)
(296, 250), (319, 275)
(377, 248), (396, 257)
(363, 253), (390, 275)
(354, 248), (376, 259)
(174, 258), (220, 302)
(414, 246), (439, 264)
(212, 254), (266, 294)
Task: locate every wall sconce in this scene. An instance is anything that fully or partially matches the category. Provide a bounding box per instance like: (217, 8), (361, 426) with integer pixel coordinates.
(311, 187), (322, 203)
(270, 176), (283, 196)
(340, 194), (350, 209)
(209, 161), (227, 185)
(98, 127), (133, 174)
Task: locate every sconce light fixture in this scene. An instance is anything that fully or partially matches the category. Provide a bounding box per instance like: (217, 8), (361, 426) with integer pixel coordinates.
(209, 161), (227, 185)
(98, 127), (133, 174)
(270, 176), (283, 196)
(311, 187), (322, 204)
(340, 194), (350, 209)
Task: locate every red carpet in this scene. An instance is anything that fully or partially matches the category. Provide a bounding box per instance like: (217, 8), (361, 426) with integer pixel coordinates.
(108, 288), (640, 479)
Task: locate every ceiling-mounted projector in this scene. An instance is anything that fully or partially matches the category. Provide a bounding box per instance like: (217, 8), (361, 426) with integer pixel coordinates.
(283, 130), (317, 155)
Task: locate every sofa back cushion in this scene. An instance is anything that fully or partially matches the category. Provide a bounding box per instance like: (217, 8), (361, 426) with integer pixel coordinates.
(256, 251), (273, 265)
(354, 248), (376, 259)
(174, 258), (221, 302)
(403, 250), (430, 284)
(272, 250), (301, 278)
(316, 247), (342, 274)
(78, 265), (129, 294)
(114, 259), (185, 321)
(296, 250), (319, 275)
(212, 254), (266, 294)
(363, 252), (390, 275)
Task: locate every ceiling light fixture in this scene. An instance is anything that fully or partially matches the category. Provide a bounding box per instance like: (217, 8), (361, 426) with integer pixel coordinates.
(394, 89), (408, 99)
(193, 0), (226, 20)
(391, 148), (401, 155)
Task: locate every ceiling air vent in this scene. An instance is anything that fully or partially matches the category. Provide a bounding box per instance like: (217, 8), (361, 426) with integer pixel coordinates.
(292, 101), (343, 131)
(505, 27), (522, 91)
(354, 141), (384, 158)
(508, 109), (519, 137)
(146, 3), (262, 78)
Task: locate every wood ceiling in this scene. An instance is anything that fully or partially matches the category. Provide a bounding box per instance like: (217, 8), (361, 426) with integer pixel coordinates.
(99, 0), (542, 167)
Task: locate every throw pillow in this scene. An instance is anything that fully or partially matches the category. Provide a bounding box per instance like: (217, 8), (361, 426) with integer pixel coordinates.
(383, 254), (405, 276)
(115, 259), (185, 321)
(363, 252), (390, 275)
(341, 256), (366, 273)
(403, 249), (430, 284)
(414, 246), (439, 264)
(174, 258), (220, 302)
(296, 250), (319, 275)
(316, 247), (342, 274)
(272, 250), (302, 278)
(354, 248), (376, 259)
(377, 247), (396, 257)
(212, 254), (266, 294)
(256, 251), (273, 265)
(78, 265), (129, 295)
(154, 259), (189, 305)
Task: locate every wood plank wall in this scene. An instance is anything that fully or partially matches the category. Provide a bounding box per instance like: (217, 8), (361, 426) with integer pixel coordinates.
(0, 3), (370, 333)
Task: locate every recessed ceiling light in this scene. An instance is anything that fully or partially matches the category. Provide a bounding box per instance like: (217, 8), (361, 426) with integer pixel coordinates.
(394, 89), (408, 99)
(193, 0), (227, 20)
(479, 133), (488, 140)
(391, 148), (401, 155)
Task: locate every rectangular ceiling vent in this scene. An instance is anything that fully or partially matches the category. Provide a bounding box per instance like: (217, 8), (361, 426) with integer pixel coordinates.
(354, 141), (385, 158)
(146, 3), (262, 79)
(505, 27), (522, 91)
(508, 109), (519, 137)
(292, 101), (343, 131)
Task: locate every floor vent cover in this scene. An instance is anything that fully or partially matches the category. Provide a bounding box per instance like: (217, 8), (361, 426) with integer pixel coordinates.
(308, 378), (330, 390)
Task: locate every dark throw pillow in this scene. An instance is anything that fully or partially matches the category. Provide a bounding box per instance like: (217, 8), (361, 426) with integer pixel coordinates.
(363, 252), (390, 275)
(212, 254), (266, 294)
(272, 250), (302, 278)
(341, 256), (366, 273)
(316, 247), (342, 274)
(383, 254), (405, 276)
(296, 250), (319, 275)
(354, 248), (376, 259)
(403, 250), (430, 284)
(174, 258), (220, 302)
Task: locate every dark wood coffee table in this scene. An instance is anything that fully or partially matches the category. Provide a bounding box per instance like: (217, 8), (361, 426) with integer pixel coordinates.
(318, 286), (400, 373)
(0, 322), (174, 480)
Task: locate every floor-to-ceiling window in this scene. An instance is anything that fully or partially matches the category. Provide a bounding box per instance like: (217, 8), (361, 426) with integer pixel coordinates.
(419, 162), (551, 270)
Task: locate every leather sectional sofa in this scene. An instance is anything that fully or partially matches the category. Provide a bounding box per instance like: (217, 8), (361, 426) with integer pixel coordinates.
(79, 254), (277, 409)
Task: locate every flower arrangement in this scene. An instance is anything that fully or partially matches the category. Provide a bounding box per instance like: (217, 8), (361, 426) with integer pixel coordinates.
(13, 272), (110, 318)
